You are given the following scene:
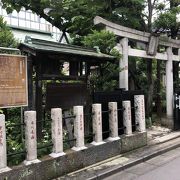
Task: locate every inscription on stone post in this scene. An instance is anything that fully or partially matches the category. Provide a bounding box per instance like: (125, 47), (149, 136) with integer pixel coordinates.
(122, 101), (132, 135)
(50, 108), (65, 157)
(91, 104), (105, 145)
(0, 114), (11, 173)
(24, 111), (40, 165)
(134, 95), (146, 132)
(72, 106), (87, 151)
(108, 102), (120, 141)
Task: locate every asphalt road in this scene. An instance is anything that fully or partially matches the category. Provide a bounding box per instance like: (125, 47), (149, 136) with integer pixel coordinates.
(104, 147), (180, 180)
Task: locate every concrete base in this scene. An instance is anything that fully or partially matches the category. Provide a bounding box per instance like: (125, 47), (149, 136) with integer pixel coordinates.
(107, 137), (120, 141)
(49, 152), (66, 158)
(24, 159), (41, 166)
(0, 167), (11, 173)
(71, 146), (87, 151)
(125, 134), (133, 137)
(0, 132), (147, 180)
(137, 131), (146, 133)
(91, 141), (106, 146)
(161, 116), (174, 129)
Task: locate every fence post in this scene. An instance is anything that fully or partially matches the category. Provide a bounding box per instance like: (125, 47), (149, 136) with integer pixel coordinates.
(122, 101), (132, 135)
(24, 111), (40, 165)
(0, 114), (11, 173)
(134, 95), (146, 132)
(108, 102), (120, 141)
(50, 108), (65, 157)
(91, 104), (105, 145)
(72, 106), (87, 151)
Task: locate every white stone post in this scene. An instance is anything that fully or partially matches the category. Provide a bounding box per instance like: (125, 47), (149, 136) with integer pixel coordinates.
(72, 106), (87, 151)
(91, 104), (105, 145)
(166, 47), (174, 124)
(24, 111), (40, 165)
(119, 38), (129, 90)
(134, 95), (146, 132)
(122, 101), (132, 135)
(108, 102), (120, 141)
(50, 108), (65, 157)
(0, 114), (11, 173)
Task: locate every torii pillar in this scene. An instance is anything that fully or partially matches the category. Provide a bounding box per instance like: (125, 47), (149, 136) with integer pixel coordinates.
(119, 38), (129, 90)
(164, 46), (174, 128)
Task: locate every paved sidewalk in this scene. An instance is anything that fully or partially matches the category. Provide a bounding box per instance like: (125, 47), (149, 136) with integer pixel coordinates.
(56, 127), (180, 180)
(104, 147), (180, 180)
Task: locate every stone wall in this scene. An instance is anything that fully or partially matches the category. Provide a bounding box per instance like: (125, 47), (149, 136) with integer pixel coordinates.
(0, 132), (147, 180)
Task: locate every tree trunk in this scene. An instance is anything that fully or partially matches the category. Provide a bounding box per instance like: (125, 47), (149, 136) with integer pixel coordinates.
(129, 58), (136, 90)
(146, 59), (154, 118)
(173, 61), (179, 89)
(156, 60), (162, 117)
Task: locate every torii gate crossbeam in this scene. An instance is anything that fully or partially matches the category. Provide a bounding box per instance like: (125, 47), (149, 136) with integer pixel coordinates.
(94, 16), (180, 128)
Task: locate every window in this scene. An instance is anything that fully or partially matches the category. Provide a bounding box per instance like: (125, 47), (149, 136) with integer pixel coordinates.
(11, 17), (18, 26)
(26, 21), (31, 28)
(31, 21), (39, 29)
(40, 24), (46, 31)
(26, 12), (31, 20)
(30, 13), (35, 21)
(19, 11), (25, 19)
(19, 19), (26, 27)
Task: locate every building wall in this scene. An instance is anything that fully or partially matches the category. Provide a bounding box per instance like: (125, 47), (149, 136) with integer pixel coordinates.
(0, 1), (62, 42)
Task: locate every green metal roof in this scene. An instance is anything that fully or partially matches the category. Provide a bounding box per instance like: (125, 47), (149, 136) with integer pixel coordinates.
(18, 37), (115, 62)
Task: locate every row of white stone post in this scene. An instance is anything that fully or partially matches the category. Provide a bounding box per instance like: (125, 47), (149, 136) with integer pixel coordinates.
(0, 95), (145, 173)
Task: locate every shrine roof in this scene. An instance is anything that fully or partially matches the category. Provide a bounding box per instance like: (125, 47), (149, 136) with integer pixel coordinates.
(18, 37), (116, 62)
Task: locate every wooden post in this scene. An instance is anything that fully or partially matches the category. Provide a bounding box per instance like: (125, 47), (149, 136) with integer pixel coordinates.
(35, 58), (43, 139)
(27, 58), (34, 110)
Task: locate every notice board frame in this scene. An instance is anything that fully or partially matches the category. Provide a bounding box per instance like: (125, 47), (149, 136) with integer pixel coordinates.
(0, 54), (28, 108)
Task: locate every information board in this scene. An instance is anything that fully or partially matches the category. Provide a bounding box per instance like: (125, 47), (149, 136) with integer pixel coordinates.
(0, 54), (28, 108)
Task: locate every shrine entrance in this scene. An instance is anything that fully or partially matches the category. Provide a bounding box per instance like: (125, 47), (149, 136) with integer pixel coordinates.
(18, 37), (115, 139)
(94, 16), (180, 128)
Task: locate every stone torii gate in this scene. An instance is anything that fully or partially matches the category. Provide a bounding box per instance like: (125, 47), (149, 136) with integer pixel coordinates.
(94, 16), (180, 127)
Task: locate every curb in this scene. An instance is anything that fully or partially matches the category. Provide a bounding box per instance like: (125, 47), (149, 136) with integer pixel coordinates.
(90, 139), (180, 179)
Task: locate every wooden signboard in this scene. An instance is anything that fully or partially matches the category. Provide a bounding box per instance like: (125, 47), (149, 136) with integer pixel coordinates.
(0, 54), (28, 108)
(46, 83), (88, 109)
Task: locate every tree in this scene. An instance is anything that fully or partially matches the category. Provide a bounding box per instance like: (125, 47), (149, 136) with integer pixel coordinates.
(82, 30), (120, 91)
(1, 0), (146, 36)
(3, 0), (178, 122)
(142, 0), (180, 120)
(154, 0), (180, 39)
(0, 16), (17, 48)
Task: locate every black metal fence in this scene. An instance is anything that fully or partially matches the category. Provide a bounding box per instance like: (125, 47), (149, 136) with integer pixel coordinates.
(93, 89), (144, 138)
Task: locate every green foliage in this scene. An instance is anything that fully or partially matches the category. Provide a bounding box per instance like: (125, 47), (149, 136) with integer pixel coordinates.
(82, 30), (120, 91)
(154, 1), (180, 38)
(82, 30), (116, 54)
(89, 62), (120, 92)
(0, 16), (17, 47)
(1, 0), (146, 36)
(154, 8), (180, 29)
(6, 108), (25, 165)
